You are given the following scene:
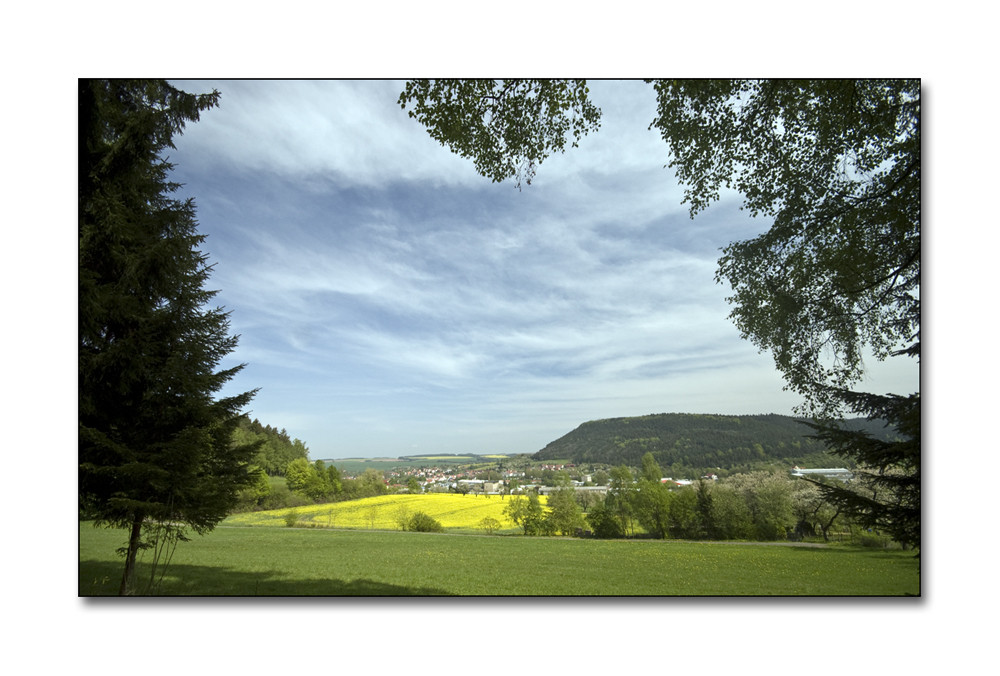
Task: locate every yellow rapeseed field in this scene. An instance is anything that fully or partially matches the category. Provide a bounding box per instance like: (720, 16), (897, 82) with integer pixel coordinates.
(224, 493), (547, 532)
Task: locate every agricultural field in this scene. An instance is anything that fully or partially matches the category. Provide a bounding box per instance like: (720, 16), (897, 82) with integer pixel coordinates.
(319, 454), (511, 474)
(317, 457), (433, 474)
(79, 523), (921, 596)
(224, 493), (538, 532)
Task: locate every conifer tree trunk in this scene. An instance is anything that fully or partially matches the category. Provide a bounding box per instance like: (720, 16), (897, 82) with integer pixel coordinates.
(119, 517), (143, 596)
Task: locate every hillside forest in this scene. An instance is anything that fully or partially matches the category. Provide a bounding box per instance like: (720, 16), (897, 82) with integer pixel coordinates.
(534, 413), (895, 475)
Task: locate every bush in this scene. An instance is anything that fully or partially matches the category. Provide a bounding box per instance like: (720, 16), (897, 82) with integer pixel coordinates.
(856, 529), (895, 549)
(407, 512), (444, 533)
(478, 517), (501, 535)
(259, 480), (309, 512)
(283, 508), (300, 528)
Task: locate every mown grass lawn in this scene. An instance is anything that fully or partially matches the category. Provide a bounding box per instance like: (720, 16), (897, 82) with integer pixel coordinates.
(79, 522), (919, 596)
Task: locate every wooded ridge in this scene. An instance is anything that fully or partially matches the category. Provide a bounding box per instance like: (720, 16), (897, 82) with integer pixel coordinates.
(532, 413), (895, 475)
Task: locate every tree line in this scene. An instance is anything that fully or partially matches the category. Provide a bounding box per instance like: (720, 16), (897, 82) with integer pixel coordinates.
(505, 453), (904, 548)
(233, 458), (402, 512)
(229, 418), (310, 476)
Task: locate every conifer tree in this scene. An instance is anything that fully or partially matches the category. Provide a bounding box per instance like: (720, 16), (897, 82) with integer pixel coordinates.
(802, 391), (920, 550)
(78, 80), (259, 595)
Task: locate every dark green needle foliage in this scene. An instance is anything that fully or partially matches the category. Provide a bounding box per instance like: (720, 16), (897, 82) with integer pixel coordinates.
(802, 390), (920, 550)
(79, 79), (260, 594)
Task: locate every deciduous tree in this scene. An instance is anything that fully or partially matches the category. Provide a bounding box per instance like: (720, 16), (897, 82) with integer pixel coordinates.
(640, 452), (663, 483)
(634, 455), (671, 538)
(648, 80), (920, 418)
(586, 500), (625, 539)
(398, 79), (600, 189)
(284, 458), (316, 494)
(634, 481), (672, 539)
(544, 487), (585, 536)
(400, 78), (920, 550)
(667, 487), (701, 539)
(234, 466), (272, 512)
(705, 482), (755, 541)
(606, 465), (638, 536)
(503, 493), (545, 535)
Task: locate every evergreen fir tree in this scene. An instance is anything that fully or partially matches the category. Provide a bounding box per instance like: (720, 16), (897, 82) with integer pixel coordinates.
(802, 391), (920, 551)
(78, 80), (259, 594)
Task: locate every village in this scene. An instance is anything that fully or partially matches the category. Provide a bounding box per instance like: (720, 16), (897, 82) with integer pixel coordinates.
(377, 460), (721, 496)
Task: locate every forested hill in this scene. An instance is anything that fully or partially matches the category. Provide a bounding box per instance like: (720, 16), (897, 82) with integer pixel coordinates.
(533, 413), (895, 476)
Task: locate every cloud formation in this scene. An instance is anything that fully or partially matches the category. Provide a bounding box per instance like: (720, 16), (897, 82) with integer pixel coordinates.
(168, 80), (919, 458)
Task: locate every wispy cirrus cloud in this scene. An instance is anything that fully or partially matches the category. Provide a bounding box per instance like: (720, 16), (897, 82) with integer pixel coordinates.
(167, 80), (919, 458)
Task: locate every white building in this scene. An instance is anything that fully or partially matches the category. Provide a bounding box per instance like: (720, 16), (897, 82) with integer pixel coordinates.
(790, 466), (853, 480)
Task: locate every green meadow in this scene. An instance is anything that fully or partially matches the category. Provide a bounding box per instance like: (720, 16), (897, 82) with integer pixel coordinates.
(79, 523), (919, 596)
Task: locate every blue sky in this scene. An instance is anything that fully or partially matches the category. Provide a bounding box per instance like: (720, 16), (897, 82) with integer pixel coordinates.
(166, 79), (919, 460)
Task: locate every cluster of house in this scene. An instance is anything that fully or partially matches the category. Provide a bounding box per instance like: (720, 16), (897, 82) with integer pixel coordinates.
(381, 465), (523, 492)
(377, 463), (851, 494)
(384, 462), (579, 492)
(434, 473), (722, 496)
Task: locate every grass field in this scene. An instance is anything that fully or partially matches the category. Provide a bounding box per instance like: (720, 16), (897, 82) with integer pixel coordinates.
(79, 522), (920, 596)
(223, 493), (539, 532)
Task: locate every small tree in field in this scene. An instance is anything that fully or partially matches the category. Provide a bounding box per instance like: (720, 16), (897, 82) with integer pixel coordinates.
(394, 505), (412, 531)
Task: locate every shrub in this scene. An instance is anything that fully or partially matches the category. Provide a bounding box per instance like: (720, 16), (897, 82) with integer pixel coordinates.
(283, 508), (300, 528)
(407, 511), (444, 533)
(856, 529), (895, 549)
(258, 479), (310, 511)
(478, 516), (501, 535)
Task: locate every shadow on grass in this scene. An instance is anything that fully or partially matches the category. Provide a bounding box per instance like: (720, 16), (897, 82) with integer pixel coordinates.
(79, 559), (454, 597)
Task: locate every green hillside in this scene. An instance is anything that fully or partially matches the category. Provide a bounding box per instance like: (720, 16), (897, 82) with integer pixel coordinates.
(533, 413), (895, 476)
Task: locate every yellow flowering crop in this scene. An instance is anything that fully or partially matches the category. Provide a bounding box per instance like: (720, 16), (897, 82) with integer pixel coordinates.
(225, 493), (548, 532)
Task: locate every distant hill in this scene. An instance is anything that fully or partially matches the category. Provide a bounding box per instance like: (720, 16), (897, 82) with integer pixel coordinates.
(533, 413), (896, 476)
